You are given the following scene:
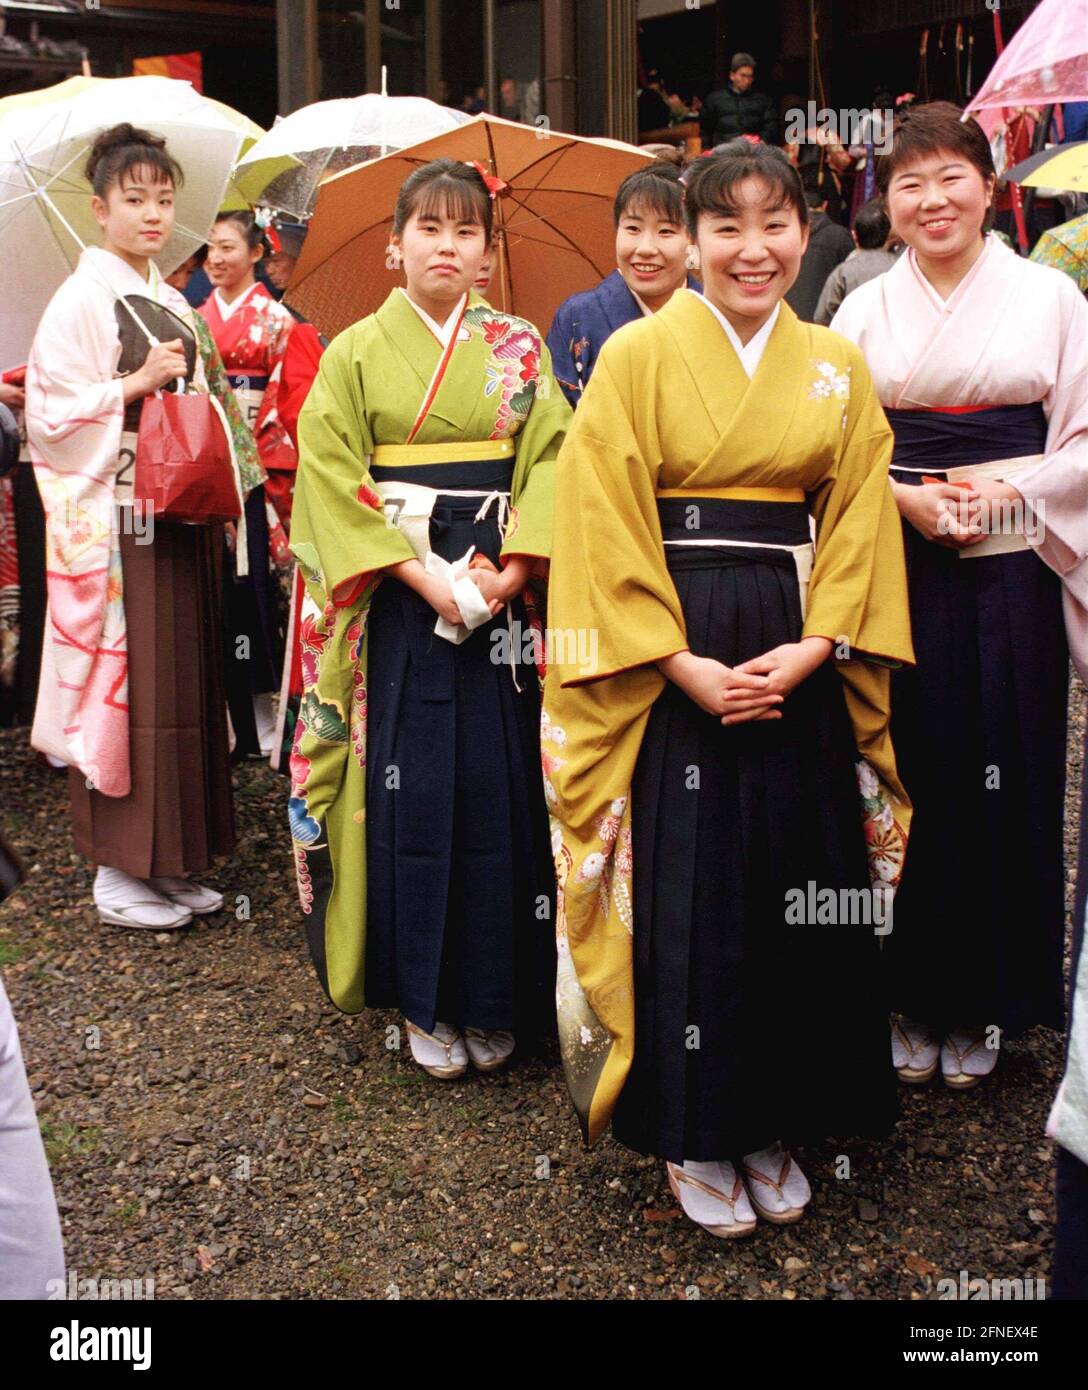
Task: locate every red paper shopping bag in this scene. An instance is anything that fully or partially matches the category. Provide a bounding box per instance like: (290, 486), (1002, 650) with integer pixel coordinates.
(133, 389), (241, 524)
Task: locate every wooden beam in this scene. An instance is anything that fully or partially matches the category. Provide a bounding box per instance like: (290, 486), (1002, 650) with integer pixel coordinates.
(541, 0), (576, 133)
(365, 0), (381, 95)
(425, 0), (441, 102)
(101, 0), (276, 19)
(276, 0), (317, 115)
(606, 0), (637, 144)
(483, 0), (496, 116)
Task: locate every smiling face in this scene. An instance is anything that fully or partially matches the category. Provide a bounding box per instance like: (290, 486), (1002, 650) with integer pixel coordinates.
(91, 166), (175, 271)
(615, 197), (690, 310)
(205, 219), (261, 296)
(695, 175), (809, 341)
(390, 201), (488, 319)
(885, 148), (995, 264)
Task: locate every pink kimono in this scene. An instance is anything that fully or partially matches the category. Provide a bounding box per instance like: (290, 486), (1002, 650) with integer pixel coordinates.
(833, 234), (1088, 1037)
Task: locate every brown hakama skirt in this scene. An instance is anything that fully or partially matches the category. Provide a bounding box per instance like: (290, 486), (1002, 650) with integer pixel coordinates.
(69, 521), (235, 878)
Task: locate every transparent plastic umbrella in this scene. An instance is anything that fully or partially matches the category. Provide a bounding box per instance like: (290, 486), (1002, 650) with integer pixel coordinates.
(967, 0), (1088, 120)
(0, 75), (246, 370)
(233, 93), (472, 219)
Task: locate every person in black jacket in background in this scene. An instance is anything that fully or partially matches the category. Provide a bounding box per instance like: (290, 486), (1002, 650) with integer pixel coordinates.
(785, 186), (855, 322)
(700, 54), (778, 149)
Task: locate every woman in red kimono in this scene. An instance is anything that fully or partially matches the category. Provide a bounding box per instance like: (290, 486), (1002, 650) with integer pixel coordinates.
(201, 211), (296, 755)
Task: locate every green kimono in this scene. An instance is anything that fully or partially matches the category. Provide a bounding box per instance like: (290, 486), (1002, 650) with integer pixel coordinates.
(289, 288), (570, 1014)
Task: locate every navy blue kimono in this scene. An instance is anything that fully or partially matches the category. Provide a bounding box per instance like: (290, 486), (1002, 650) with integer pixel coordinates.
(546, 270), (701, 408)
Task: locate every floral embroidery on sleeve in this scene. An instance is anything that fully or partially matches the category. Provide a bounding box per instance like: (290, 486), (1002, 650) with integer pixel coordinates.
(463, 306), (542, 438)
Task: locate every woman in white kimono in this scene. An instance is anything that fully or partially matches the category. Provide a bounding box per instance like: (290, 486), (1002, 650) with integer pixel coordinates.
(25, 124), (254, 929)
(832, 102), (1088, 1090)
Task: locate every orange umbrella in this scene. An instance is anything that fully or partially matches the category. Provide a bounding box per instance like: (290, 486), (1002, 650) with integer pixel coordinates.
(286, 114), (652, 340)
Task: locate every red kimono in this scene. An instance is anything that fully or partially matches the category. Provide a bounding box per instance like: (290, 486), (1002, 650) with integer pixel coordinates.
(200, 283), (298, 537)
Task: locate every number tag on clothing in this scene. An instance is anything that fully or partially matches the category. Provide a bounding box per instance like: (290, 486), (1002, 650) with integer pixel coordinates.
(114, 429), (138, 503)
(374, 478), (439, 564)
(233, 384), (263, 433)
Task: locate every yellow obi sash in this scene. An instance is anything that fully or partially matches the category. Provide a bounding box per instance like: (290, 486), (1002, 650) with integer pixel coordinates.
(655, 485), (807, 503)
(372, 438), (515, 467)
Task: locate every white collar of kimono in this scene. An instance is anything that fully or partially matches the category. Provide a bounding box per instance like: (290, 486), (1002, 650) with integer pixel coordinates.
(630, 288), (654, 317)
(81, 245), (165, 302)
(213, 280), (262, 321)
(688, 288), (780, 379)
(398, 286), (469, 348)
(905, 232), (997, 314)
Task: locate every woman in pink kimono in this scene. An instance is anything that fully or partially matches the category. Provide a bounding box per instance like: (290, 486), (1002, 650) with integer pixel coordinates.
(832, 102), (1088, 1089)
(25, 124), (252, 929)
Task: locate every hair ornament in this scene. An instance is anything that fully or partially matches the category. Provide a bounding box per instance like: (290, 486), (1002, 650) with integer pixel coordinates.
(466, 160), (508, 199)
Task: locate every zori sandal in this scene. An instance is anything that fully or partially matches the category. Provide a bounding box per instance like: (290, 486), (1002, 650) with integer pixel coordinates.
(95, 896), (192, 931)
(742, 1145), (812, 1225)
(463, 1028), (515, 1072)
(941, 1029), (998, 1089)
(94, 866), (192, 930)
(406, 1020), (468, 1079)
(667, 1160), (758, 1239)
(891, 1015), (940, 1084)
(147, 876), (224, 914)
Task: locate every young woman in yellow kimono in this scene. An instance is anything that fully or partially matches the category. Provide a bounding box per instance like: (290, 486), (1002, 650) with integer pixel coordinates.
(290, 159), (570, 1079)
(545, 142), (914, 1237)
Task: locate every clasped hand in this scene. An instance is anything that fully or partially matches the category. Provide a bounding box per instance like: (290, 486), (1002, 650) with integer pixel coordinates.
(894, 478), (1023, 550)
(392, 553), (529, 628)
(661, 637), (833, 725)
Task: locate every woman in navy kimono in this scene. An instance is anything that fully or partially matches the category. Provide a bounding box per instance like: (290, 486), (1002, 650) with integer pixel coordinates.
(546, 163), (700, 408)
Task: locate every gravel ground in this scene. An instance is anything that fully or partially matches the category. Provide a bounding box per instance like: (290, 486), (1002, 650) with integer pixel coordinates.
(1, 676), (1083, 1302)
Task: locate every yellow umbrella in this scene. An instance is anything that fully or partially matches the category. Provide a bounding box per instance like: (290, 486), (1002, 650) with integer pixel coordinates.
(0, 75), (265, 212)
(1006, 141), (1088, 194)
(0, 75), (99, 115)
(0, 76), (262, 144)
(288, 113), (652, 341)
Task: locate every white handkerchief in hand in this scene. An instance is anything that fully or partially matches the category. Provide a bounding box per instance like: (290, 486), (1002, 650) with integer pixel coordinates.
(426, 546), (493, 643)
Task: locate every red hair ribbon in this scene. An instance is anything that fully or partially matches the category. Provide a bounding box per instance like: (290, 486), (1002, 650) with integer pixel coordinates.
(467, 160), (508, 199)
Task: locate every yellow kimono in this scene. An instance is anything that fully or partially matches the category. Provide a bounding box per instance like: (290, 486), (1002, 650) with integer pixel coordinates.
(543, 290), (914, 1149)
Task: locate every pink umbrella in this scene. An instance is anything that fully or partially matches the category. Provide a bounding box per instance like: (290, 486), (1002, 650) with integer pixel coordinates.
(967, 0), (1088, 118)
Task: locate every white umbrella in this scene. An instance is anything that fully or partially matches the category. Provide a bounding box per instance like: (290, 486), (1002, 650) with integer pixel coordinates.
(233, 90), (472, 219)
(0, 76), (245, 370)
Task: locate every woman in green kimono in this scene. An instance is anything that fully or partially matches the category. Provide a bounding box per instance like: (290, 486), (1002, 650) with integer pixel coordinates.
(545, 142), (914, 1236)
(290, 159), (570, 1078)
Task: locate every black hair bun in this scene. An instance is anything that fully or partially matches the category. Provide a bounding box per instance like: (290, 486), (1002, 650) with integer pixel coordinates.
(86, 123), (167, 186)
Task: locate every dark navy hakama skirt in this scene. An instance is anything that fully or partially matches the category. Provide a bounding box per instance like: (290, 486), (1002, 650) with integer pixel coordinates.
(882, 404), (1066, 1036)
(611, 498), (897, 1162)
(362, 455), (555, 1037)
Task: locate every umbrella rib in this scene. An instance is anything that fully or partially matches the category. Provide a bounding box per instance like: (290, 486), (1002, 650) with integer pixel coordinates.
(484, 121), (515, 314)
(482, 126), (608, 306)
(498, 184), (613, 276)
